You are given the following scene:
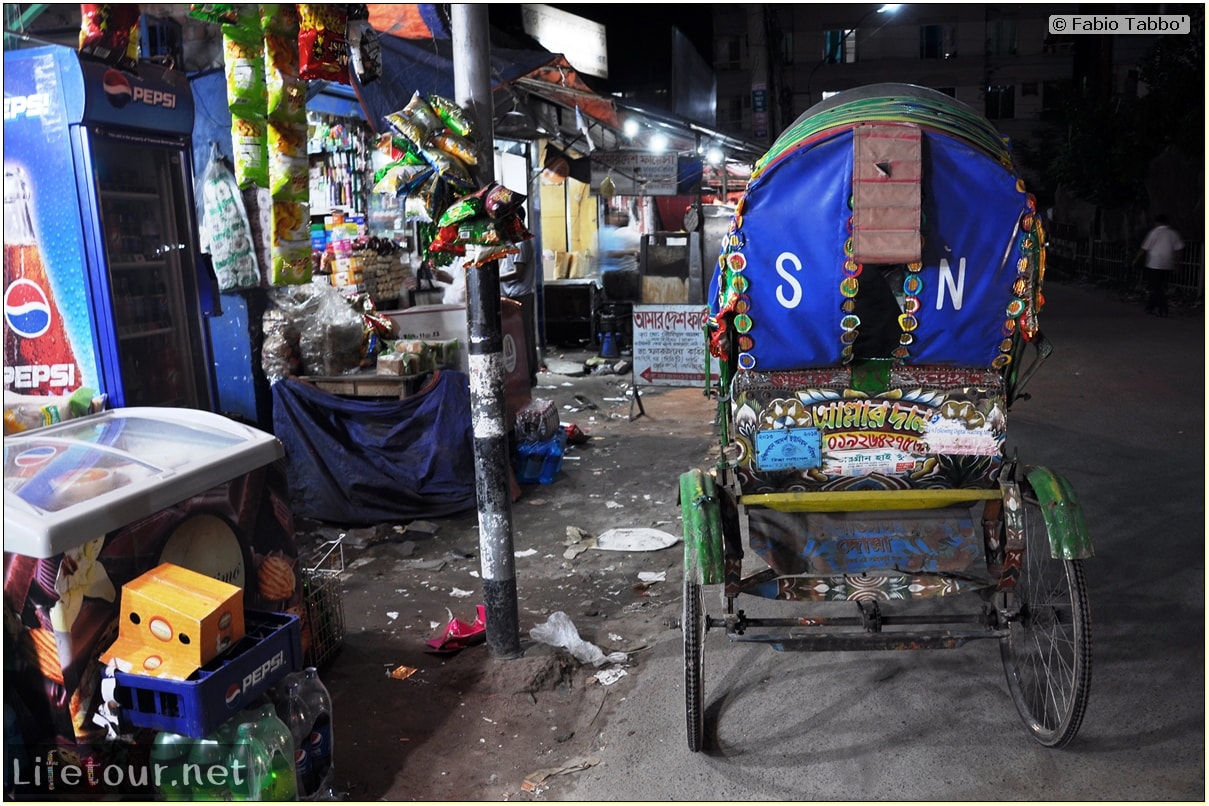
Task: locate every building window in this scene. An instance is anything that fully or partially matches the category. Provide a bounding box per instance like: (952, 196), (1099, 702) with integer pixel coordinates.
(987, 19), (1017, 56)
(985, 85), (1015, 120)
(920, 24), (956, 59)
(824, 29), (857, 63)
(920, 25), (943, 59)
(1040, 80), (1069, 122)
(1021, 82), (1038, 97)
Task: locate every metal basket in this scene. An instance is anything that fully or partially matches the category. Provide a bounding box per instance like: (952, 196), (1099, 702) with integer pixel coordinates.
(302, 538), (346, 669)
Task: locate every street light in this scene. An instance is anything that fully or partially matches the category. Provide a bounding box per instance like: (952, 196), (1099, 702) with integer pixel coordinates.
(805, 4), (901, 108)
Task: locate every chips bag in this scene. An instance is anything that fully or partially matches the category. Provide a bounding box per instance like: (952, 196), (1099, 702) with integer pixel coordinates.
(298, 4), (350, 83)
(79, 4), (141, 72)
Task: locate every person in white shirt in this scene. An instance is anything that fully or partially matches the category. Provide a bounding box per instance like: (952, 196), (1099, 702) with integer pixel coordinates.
(1134, 214), (1184, 317)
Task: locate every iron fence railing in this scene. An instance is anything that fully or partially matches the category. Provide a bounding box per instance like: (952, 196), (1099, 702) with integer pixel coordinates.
(1045, 232), (1204, 301)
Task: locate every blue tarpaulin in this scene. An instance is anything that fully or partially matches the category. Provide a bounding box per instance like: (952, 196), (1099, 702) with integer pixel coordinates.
(271, 371), (478, 524)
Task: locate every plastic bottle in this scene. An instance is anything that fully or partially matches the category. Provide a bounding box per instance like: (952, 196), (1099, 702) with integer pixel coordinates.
(241, 704), (298, 802)
(276, 667), (334, 799)
(228, 721), (270, 801)
(185, 721), (235, 801)
(150, 730), (194, 800)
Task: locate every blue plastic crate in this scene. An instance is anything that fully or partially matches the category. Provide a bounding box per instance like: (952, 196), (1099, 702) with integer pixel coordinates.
(113, 610), (302, 738)
(514, 431), (566, 484)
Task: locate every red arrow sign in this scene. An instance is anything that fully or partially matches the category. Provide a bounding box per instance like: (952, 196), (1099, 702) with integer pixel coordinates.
(639, 367), (720, 383)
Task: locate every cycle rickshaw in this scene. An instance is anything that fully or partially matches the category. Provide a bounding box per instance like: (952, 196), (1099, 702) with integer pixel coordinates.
(680, 84), (1092, 751)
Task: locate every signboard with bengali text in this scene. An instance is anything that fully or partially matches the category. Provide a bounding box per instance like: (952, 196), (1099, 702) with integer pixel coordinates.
(632, 304), (719, 387)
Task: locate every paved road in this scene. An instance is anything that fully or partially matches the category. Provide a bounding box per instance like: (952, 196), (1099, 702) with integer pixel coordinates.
(553, 281), (1205, 801)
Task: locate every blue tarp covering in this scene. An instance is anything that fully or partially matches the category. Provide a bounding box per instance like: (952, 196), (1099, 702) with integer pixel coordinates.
(271, 371), (478, 524)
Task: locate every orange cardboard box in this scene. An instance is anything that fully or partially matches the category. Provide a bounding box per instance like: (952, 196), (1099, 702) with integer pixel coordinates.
(99, 563), (245, 681)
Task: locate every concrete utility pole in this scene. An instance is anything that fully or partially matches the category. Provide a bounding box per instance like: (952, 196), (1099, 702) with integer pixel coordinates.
(451, 3), (522, 659)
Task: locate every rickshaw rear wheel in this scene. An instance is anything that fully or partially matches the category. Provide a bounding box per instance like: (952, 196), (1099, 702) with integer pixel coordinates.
(1000, 489), (1092, 748)
(684, 576), (706, 752)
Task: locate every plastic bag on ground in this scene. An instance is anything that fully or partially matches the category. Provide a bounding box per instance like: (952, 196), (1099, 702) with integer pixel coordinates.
(529, 611), (626, 667)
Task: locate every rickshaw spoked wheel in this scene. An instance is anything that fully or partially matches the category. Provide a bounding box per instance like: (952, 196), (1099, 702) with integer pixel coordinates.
(683, 575), (706, 752)
(999, 484), (1092, 748)
(679, 468), (721, 752)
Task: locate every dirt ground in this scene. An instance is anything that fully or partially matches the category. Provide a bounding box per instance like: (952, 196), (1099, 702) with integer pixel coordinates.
(291, 352), (720, 801)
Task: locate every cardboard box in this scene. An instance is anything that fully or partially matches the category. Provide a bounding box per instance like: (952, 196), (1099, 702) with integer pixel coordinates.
(99, 563), (245, 681)
(376, 352), (407, 376)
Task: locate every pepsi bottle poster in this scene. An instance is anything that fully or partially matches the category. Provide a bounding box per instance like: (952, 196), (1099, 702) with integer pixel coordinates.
(3, 47), (100, 395)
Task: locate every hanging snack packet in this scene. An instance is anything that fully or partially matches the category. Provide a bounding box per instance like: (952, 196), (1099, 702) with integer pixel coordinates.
(268, 122), (309, 202)
(384, 112), (429, 152)
(431, 132), (478, 166)
(298, 4), (350, 83)
(264, 19), (304, 124)
(420, 148), (476, 192)
(429, 95), (473, 137)
(231, 117), (268, 189)
(259, 2), (299, 32)
(79, 4), (141, 73)
(219, 3), (262, 41)
(347, 13), (382, 85)
(429, 225), (466, 255)
(404, 92), (445, 137)
(197, 149), (261, 291)
(482, 183), (526, 219)
(189, 4), (239, 24)
(270, 201), (313, 285)
(403, 194), (433, 224)
(455, 217), (504, 246)
(223, 33), (267, 120)
(372, 163), (433, 197)
(437, 195), (484, 229)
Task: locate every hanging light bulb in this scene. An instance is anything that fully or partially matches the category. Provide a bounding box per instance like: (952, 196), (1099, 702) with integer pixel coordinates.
(650, 131), (669, 154)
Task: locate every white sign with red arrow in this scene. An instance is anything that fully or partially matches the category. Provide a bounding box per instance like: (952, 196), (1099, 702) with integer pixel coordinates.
(632, 304), (720, 387)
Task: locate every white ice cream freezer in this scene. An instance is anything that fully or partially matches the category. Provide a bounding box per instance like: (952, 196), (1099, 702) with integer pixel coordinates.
(4, 407), (283, 558)
(3, 407), (306, 756)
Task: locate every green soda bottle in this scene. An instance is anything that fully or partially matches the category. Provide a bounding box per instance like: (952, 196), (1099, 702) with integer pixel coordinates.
(243, 704), (299, 801)
(150, 730), (193, 800)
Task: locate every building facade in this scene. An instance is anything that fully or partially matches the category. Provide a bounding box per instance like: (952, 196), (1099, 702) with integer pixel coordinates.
(712, 4), (1161, 163)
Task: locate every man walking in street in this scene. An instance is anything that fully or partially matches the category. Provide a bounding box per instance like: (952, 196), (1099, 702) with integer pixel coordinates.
(1134, 214), (1184, 317)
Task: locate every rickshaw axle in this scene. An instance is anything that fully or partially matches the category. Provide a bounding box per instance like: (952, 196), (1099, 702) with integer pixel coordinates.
(718, 603), (1007, 651)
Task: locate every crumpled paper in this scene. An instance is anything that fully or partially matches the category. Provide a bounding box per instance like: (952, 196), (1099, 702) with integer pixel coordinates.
(529, 611), (627, 667)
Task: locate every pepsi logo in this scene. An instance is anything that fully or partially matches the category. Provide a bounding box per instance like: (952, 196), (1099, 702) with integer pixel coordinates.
(4, 278), (51, 339)
(102, 69), (132, 108)
(14, 445), (60, 469)
(225, 682), (242, 708)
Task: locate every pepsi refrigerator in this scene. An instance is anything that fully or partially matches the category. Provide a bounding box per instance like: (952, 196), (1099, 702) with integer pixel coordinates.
(3, 43), (217, 410)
